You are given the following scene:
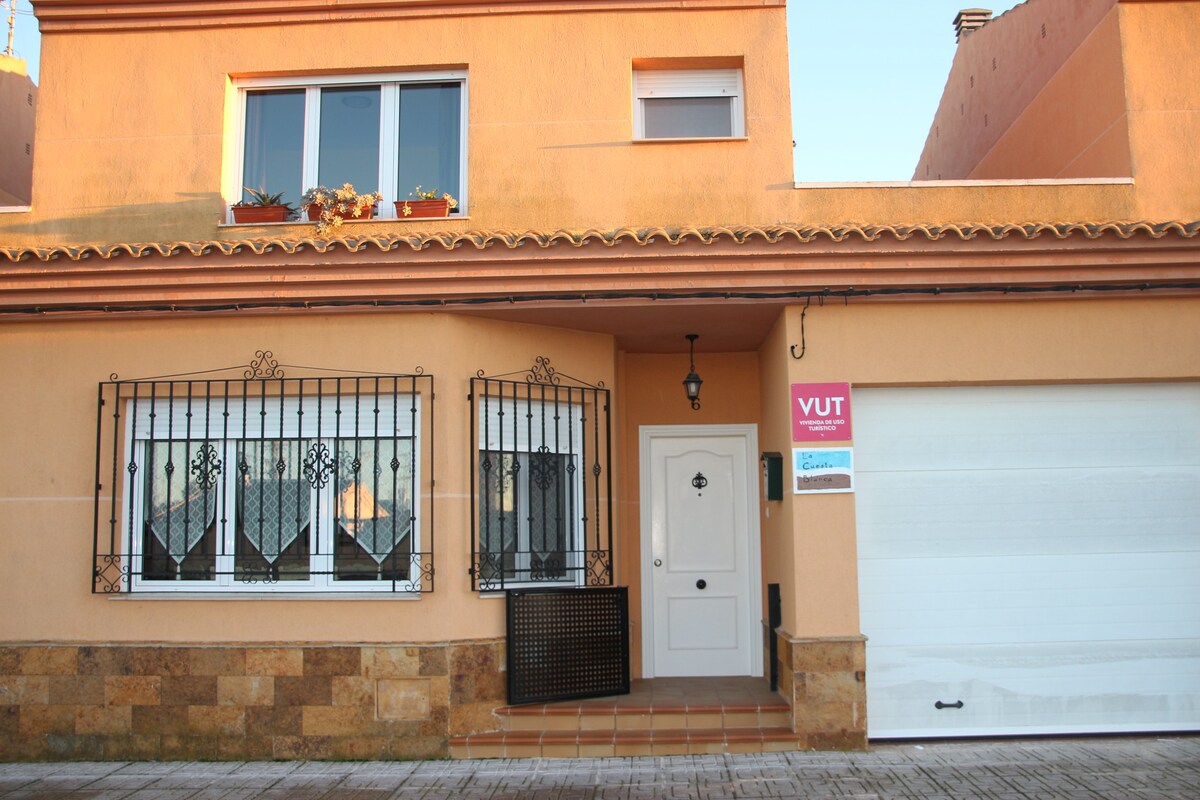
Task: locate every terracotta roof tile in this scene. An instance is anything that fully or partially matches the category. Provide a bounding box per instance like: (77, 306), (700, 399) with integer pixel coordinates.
(3, 221), (1199, 264)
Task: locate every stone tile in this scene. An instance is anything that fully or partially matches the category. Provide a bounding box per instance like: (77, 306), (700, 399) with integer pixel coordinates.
(132, 704), (189, 736)
(328, 735), (394, 760)
(100, 733), (162, 760)
(418, 647), (447, 676)
(275, 675), (332, 707)
(331, 676), (374, 708)
(188, 705), (246, 736)
(20, 647), (78, 676)
(48, 675), (104, 705)
(129, 647), (193, 677)
(18, 704), (75, 735)
(246, 705), (302, 737)
(75, 705), (132, 735)
(303, 647), (361, 676)
(804, 671), (863, 704)
(76, 646), (133, 676)
(376, 678), (431, 721)
(245, 647), (304, 677)
(0, 704), (17, 737)
(105, 675), (162, 706)
(364, 646), (420, 678)
(302, 705), (371, 737)
(217, 675), (275, 707)
(189, 647), (247, 676)
(789, 639), (866, 674)
(448, 702), (501, 736)
(0, 674), (49, 705)
(161, 675), (219, 706)
(0, 647), (20, 674)
(272, 735), (334, 760)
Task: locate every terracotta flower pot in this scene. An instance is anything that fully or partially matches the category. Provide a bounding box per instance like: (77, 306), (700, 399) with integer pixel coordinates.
(306, 204), (377, 222)
(231, 205), (291, 224)
(396, 199), (451, 219)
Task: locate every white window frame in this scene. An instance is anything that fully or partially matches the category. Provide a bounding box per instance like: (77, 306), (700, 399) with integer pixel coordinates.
(125, 394), (423, 593)
(229, 70), (468, 221)
(476, 396), (587, 589)
(633, 68), (745, 140)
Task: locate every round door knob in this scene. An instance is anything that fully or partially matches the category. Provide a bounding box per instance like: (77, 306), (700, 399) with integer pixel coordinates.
(696, 579), (707, 590)
(654, 559), (662, 567)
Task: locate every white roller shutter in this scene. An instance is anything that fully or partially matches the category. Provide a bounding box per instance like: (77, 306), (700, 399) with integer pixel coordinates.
(855, 384), (1200, 738)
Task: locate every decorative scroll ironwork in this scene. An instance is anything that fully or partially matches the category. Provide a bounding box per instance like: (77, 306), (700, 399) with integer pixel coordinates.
(469, 360), (612, 591)
(246, 350), (283, 380)
(93, 359), (434, 594)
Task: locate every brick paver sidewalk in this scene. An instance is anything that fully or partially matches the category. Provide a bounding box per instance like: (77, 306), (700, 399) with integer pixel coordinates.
(2, 736), (1198, 799)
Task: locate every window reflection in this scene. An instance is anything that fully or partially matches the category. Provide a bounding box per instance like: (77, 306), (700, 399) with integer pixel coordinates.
(398, 83), (461, 205)
(318, 86), (381, 193)
(243, 90), (305, 206)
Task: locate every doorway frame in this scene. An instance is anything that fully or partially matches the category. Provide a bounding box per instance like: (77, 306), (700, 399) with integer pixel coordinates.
(638, 424), (764, 679)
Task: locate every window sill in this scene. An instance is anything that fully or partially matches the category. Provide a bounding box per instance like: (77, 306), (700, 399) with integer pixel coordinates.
(632, 137), (748, 144)
(106, 592), (423, 601)
(218, 216), (470, 229)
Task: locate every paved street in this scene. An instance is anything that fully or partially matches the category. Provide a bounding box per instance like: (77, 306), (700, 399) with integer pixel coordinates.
(1, 736), (1198, 799)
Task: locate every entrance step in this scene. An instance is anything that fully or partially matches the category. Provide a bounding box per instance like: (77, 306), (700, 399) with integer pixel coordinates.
(450, 676), (797, 759)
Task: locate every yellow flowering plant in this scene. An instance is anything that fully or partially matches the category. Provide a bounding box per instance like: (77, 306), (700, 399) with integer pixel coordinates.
(302, 183), (383, 235)
(398, 186), (459, 217)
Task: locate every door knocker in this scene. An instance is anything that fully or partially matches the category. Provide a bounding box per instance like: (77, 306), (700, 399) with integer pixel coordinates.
(692, 472), (707, 495)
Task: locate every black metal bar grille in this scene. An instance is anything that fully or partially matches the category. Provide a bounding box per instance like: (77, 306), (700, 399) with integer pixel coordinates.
(469, 358), (612, 591)
(93, 359), (434, 593)
(506, 587), (630, 705)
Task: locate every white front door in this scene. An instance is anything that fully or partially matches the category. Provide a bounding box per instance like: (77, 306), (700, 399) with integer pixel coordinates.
(640, 425), (762, 677)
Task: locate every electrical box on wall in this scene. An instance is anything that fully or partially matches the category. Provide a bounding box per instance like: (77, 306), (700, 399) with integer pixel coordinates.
(761, 452), (783, 501)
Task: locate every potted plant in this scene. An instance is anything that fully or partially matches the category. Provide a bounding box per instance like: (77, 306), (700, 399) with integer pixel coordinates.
(231, 187), (294, 224)
(396, 186), (458, 219)
(303, 183), (383, 234)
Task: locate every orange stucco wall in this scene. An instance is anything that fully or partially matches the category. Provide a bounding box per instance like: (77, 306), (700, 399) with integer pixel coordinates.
(5, 3), (793, 246)
(1119, 0), (1200, 219)
(0, 312), (618, 643)
(5, 295), (1195, 647)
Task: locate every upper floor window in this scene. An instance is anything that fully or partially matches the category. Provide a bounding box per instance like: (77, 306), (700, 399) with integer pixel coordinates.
(233, 72), (466, 220)
(633, 68), (744, 140)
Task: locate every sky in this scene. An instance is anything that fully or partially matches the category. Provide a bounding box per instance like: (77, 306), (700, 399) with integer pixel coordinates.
(7, 0), (1024, 183)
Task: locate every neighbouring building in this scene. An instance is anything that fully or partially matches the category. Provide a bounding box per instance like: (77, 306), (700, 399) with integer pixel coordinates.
(0, 53), (35, 206)
(0, 0), (1197, 761)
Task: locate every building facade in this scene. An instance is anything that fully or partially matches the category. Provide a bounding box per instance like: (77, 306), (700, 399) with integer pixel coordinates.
(0, 0), (1197, 760)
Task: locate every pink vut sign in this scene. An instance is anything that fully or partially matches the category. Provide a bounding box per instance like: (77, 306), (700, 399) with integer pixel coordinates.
(791, 382), (852, 441)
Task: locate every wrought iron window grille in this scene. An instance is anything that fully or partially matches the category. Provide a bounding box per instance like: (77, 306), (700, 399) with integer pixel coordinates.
(469, 357), (613, 591)
(93, 351), (435, 594)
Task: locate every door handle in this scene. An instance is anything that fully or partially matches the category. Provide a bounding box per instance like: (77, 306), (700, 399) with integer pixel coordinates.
(696, 579), (707, 590)
(935, 700), (964, 710)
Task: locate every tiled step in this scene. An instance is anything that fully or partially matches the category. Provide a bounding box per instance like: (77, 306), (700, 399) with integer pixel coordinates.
(498, 702), (791, 733)
(450, 678), (797, 759)
(450, 726), (804, 759)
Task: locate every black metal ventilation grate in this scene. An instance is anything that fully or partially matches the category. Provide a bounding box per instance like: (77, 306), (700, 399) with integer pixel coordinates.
(506, 587), (629, 705)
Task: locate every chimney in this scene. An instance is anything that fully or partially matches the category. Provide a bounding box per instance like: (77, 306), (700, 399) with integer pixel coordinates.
(954, 8), (994, 42)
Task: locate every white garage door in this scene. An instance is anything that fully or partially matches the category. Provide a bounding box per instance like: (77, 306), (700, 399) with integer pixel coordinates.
(855, 383), (1200, 739)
